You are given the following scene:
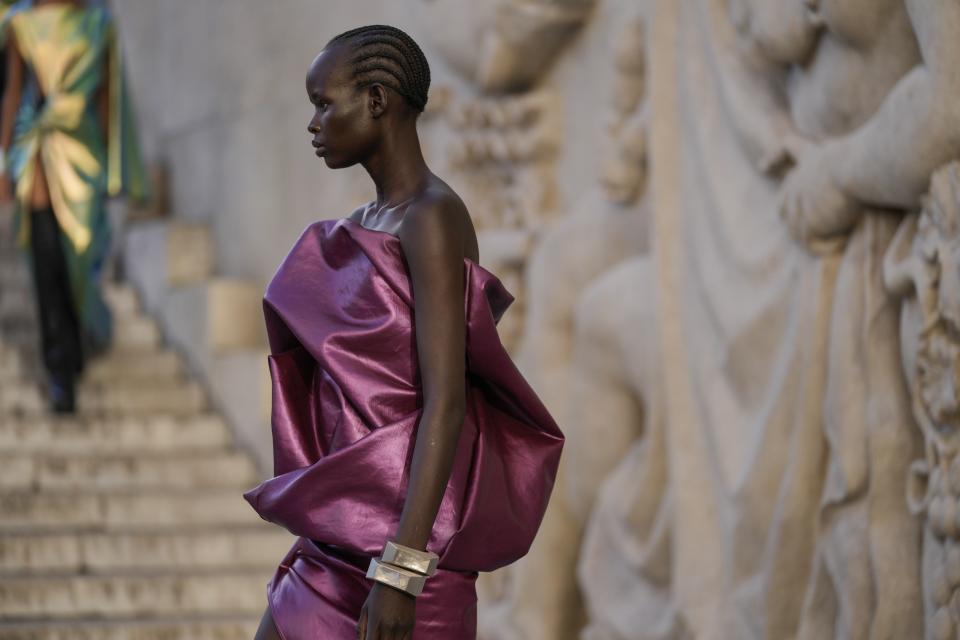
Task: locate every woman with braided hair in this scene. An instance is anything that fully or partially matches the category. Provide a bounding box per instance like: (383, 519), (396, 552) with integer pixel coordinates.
(245, 25), (563, 640)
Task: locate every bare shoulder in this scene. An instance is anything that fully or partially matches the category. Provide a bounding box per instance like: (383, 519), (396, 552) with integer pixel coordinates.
(398, 181), (476, 261)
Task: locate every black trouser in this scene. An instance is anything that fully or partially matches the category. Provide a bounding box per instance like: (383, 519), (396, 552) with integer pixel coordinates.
(30, 207), (83, 379)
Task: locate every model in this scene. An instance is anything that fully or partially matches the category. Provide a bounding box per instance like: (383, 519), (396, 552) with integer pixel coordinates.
(245, 25), (564, 640)
(0, 0), (146, 412)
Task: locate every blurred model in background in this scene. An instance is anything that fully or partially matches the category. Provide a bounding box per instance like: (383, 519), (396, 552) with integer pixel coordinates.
(0, 0), (146, 412)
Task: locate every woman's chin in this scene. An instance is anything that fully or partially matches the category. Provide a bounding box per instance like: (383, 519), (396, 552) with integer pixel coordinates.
(322, 156), (358, 170)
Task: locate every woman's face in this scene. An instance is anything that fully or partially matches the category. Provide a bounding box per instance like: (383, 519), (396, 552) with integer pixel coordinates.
(305, 46), (379, 169)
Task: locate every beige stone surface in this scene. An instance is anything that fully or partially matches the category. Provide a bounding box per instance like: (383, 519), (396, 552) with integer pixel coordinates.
(205, 279), (267, 353)
(83, 350), (183, 383)
(0, 415), (231, 455)
(0, 620), (261, 640)
(0, 530), (290, 574)
(0, 573), (268, 618)
(0, 451), (257, 491)
(165, 223), (214, 287)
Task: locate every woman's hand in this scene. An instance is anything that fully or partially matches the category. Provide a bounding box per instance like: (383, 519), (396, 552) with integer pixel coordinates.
(357, 582), (416, 639)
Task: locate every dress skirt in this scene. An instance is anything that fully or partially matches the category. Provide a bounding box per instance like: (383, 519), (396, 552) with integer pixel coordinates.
(268, 537), (477, 639)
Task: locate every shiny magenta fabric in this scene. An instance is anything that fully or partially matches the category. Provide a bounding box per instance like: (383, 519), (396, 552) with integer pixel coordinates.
(243, 218), (563, 639)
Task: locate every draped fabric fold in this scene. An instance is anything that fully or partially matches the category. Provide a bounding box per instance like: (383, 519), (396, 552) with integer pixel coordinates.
(244, 217), (563, 638)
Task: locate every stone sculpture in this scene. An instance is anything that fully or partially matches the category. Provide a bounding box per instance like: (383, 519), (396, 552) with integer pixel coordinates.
(579, 0), (960, 637)
(886, 163), (960, 640)
(409, 0), (596, 93)
(476, 15), (649, 640)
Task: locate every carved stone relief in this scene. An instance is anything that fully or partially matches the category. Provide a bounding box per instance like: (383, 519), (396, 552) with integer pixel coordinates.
(600, 17), (646, 207)
(410, 0), (597, 94)
(474, 15), (649, 640)
(442, 90), (559, 351)
(573, 0), (960, 636)
(886, 163), (960, 640)
(448, 91), (560, 230)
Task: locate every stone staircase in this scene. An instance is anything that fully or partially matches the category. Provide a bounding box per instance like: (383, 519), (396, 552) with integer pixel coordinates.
(0, 229), (292, 638)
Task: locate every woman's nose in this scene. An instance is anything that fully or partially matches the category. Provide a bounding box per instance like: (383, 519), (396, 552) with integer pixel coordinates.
(307, 121), (320, 134)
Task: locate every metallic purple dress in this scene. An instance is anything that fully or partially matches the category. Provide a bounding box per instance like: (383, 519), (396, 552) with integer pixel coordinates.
(243, 218), (563, 639)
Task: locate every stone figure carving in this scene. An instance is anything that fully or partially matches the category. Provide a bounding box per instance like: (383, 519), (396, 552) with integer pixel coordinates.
(409, 0), (596, 94)
(448, 91), (560, 231)
(578, 0), (960, 637)
(445, 89), (562, 350)
(476, 16), (649, 640)
(885, 163), (960, 640)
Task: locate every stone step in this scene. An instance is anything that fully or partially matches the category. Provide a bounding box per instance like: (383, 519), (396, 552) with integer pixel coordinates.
(0, 570), (270, 620)
(0, 348), (21, 378)
(0, 384), (43, 414)
(102, 286), (140, 318)
(0, 529), (291, 575)
(0, 333), (165, 364)
(0, 381), (207, 416)
(0, 451), (258, 491)
(0, 489), (260, 533)
(1, 325), (162, 358)
(0, 284), (139, 319)
(84, 350), (183, 383)
(111, 317), (161, 351)
(0, 414), (233, 455)
(76, 381), (206, 415)
(0, 316), (163, 354)
(0, 618), (261, 640)
(0, 351), (185, 387)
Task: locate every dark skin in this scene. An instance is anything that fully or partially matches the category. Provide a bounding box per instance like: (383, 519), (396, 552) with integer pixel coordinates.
(0, 0), (109, 209)
(253, 43), (479, 640)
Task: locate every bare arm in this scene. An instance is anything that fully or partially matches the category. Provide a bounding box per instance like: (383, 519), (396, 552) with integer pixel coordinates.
(392, 196), (468, 551)
(357, 193), (471, 640)
(834, 0), (960, 208)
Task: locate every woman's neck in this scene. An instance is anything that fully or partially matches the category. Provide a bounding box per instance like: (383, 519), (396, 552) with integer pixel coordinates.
(363, 124), (431, 208)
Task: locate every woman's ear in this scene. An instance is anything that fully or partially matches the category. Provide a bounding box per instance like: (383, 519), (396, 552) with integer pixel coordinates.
(367, 83), (388, 118)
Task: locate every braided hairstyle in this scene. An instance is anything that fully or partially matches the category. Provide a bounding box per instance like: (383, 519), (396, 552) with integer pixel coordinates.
(326, 25), (431, 113)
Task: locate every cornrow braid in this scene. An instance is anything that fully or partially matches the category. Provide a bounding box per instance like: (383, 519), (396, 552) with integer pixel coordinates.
(327, 25), (431, 113)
